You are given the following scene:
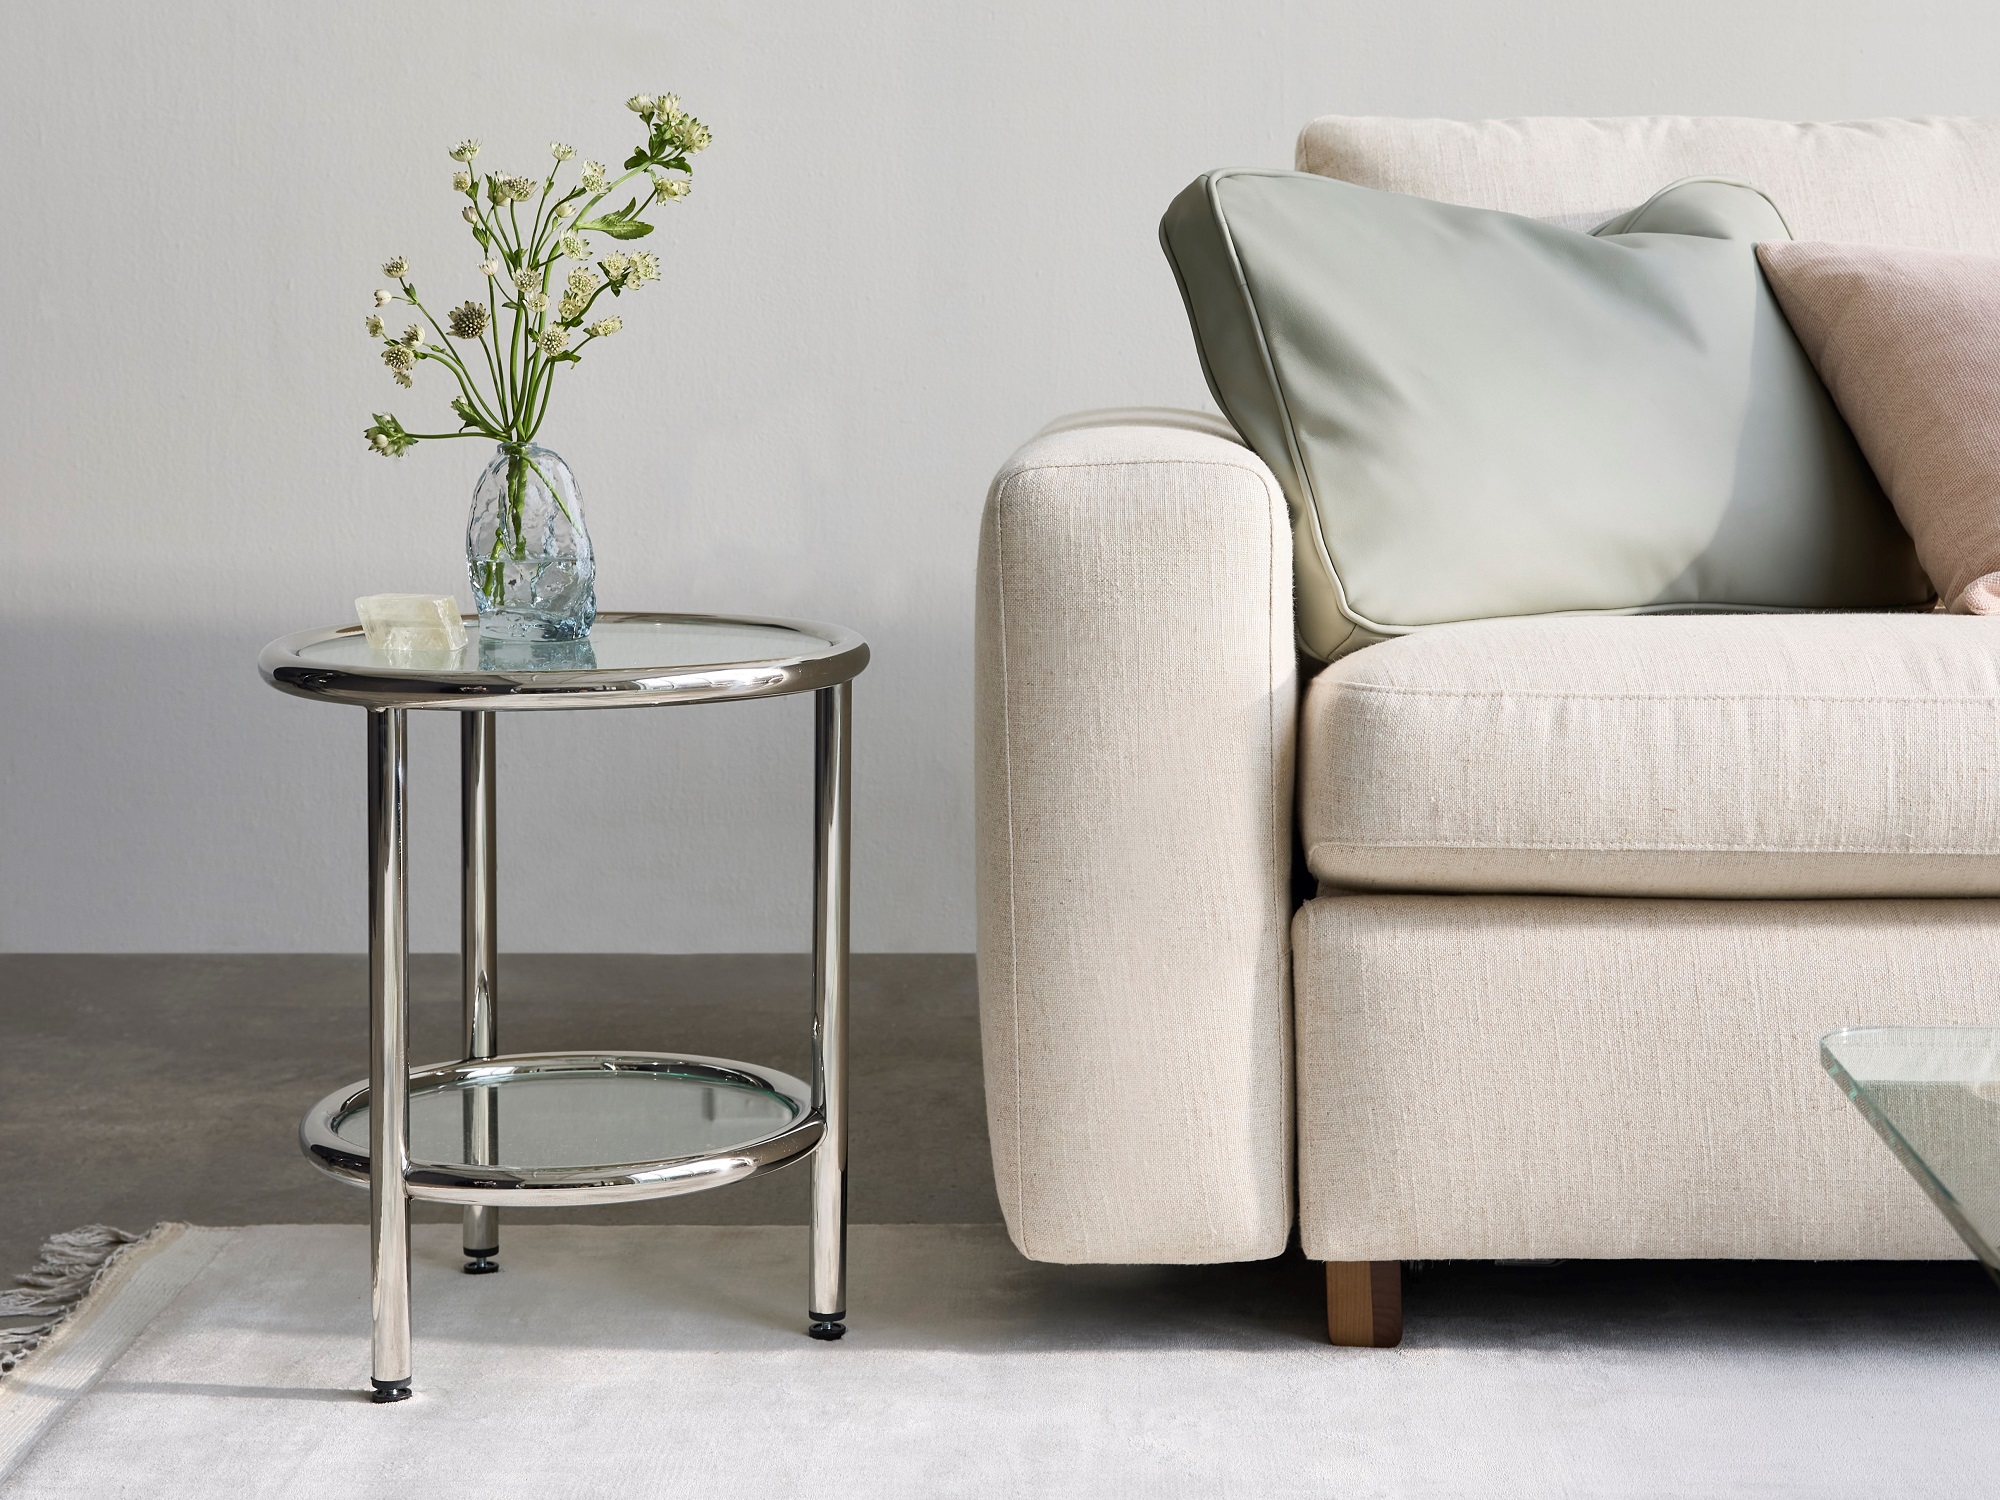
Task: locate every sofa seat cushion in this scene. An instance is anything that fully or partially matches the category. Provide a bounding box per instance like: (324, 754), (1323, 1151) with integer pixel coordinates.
(1300, 614), (2000, 898)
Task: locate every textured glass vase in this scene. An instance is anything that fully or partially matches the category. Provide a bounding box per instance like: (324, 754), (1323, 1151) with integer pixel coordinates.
(465, 443), (596, 640)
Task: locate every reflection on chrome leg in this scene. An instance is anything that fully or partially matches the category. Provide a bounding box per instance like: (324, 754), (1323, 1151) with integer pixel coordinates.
(460, 710), (500, 1274)
(368, 708), (414, 1400)
(808, 682), (851, 1340)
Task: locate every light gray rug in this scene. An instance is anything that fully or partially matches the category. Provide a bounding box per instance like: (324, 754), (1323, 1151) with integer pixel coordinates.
(0, 1223), (1992, 1497)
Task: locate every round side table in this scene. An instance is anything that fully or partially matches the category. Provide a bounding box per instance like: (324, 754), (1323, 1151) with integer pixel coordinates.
(260, 612), (868, 1402)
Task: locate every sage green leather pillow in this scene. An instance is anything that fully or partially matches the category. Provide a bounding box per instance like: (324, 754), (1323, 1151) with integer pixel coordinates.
(1160, 171), (1929, 659)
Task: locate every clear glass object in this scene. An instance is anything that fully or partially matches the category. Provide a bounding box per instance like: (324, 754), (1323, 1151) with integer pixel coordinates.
(1821, 1026), (2000, 1277)
(332, 1067), (802, 1169)
(465, 443), (595, 641)
(354, 594), (466, 654)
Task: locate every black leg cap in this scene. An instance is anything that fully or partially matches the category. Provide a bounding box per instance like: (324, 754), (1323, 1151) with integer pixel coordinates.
(808, 1318), (847, 1341)
(370, 1379), (413, 1404)
(462, 1253), (500, 1275)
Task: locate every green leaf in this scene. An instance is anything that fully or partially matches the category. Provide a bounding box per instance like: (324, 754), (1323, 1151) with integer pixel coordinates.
(578, 197), (656, 239)
(580, 196), (638, 226)
(623, 149), (650, 170)
(473, 226), (491, 250)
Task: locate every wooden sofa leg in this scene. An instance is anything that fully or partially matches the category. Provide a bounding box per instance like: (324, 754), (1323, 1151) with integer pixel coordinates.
(1325, 1261), (1402, 1347)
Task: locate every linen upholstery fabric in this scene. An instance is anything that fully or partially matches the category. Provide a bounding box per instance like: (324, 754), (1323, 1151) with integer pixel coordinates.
(1757, 242), (2000, 614)
(975, 412), (1295, 1263)
(1294, 893), (1987, 1260)
(1300, 613), (2000, 898)
(1296, 115), (2000, 250)
(977, 117), (2000, 1271)
(1160, 171), (1921, 660)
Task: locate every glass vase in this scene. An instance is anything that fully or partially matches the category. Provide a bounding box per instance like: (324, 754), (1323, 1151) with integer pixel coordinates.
(465, 443), (596, 640)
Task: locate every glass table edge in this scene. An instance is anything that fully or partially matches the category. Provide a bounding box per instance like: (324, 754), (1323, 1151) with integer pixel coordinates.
(1819, 1032), (2000, 1273)
(259, 610), (869, 709)
(299, 1050), (823, 1202)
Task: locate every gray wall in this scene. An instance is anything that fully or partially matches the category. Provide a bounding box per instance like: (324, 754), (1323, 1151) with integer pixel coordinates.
(5, 1), (1994, 952)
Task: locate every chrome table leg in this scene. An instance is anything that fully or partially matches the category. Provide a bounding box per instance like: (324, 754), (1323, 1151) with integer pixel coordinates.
(367, 708), (413, 1402)
(808, 682), (852, 1340)
(460, 710), (500, 1275)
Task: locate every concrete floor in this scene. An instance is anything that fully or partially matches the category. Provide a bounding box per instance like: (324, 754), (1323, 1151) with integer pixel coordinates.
(0, 953), (995, 1279)
(5, 952), (1994, 1341)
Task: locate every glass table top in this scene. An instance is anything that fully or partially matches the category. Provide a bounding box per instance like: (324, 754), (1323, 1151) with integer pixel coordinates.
(333, 1064), (803, 1171)
(1822, 1026), (2000, 1273)
(298, 616), (832, 676)
(262, 611), (867, 708)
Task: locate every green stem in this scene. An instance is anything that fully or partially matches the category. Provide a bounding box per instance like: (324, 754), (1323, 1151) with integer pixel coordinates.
(477, 284), (507, 413)
(403, 287), (505, 430)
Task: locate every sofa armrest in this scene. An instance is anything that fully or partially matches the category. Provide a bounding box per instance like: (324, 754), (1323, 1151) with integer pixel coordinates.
(975, 409), (1297, 1262)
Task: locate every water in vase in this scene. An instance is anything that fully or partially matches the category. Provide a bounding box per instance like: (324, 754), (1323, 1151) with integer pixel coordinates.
(466, 442), (596, 640)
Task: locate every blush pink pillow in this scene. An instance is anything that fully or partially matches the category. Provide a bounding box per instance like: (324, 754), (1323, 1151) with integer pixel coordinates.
(1757, 241), (2000, 613)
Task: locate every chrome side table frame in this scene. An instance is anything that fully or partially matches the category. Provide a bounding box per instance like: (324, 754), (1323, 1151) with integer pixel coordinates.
(460, 712), (499, 1275)
(262, 615), (867, 1401)
(366, 707), (412, 1402)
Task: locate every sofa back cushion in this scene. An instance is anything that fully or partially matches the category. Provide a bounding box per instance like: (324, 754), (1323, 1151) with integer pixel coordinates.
(1160, 171), (1927, 659)
(1295, 116), (2000, 248)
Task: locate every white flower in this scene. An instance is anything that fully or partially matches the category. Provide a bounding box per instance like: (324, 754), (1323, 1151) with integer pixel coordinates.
(558, 293), (589, 321)
(539, 327), (569, 355)
(550, 142), (576, 161)
(449, 139), (481, 163)
(447, 301), (490, 339)
(524, 291), (550, 314)
(382, 344), (415, 373)
(463, 206), (479, 224)
(381, 256), (409, 279)
(560, 232), (590, 261)
(496, 175), (539, 202)
(667, 112), (711, 153)
(566, 265), (599, 296)
(601, 252), (631, 284)
(373, 288), (394, 307)
(365, 314), (385, 336)
(556, 200), (578, 220)
(580, 160), (608, 192)
(585, 315), (622, 338)
(478, 258), (501, 278)
(628, 251), (660, 285)
(626, 94), (657, 116)
(399, 325), (422, 346)
(513, 268), (540, 296)
(452, 169), (473, 194)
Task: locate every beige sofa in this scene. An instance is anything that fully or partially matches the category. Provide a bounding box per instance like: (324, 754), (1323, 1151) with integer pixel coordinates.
(974, 115), (2000, 1343)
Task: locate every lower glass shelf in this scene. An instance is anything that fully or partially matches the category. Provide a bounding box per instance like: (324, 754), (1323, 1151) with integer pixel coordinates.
(300, 1052), (822, 1207)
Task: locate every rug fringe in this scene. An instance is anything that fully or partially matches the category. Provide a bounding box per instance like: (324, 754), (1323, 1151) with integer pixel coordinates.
(0, 1225), (157, 1377)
